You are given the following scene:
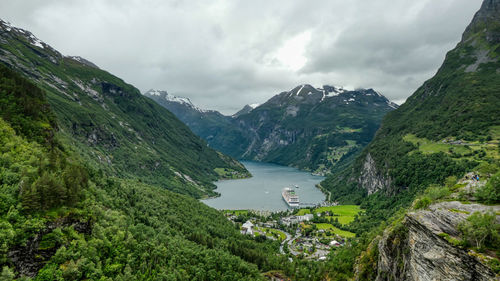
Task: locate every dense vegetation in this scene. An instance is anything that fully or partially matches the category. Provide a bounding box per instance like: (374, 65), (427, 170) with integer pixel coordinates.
(316, 2), (500, 278)
(0, 62), (297, 280)
(322, 0), (500, 234)
(0, 23), (248, 198)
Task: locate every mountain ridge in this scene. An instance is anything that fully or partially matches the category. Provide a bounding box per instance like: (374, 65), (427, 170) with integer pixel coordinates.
(146, 83), (398, 175)
(0, 19), (249, 198)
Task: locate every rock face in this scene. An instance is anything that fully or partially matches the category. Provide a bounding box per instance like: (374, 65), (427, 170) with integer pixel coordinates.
(358, 153), (392, 195)
(8, 218), (91, 277)
(375, 202), (499, 281)
(462, 0), (500, 44)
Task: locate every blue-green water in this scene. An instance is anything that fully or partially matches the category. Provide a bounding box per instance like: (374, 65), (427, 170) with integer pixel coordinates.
(202, 161), (325, 211)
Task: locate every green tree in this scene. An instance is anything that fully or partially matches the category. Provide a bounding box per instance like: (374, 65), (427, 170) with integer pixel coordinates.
(475, 171), (500, 204)
(0, 266), (15, 281)
(458, 212), (500, 251)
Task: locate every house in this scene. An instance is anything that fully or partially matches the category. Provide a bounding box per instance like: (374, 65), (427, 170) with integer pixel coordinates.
(330, 240), (340, 246)
(241, 221), (254, 235)
(281, 214), (314, 226)
(298, 214), (314, 222)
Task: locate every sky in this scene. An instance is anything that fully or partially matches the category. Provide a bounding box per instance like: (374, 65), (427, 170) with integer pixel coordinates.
(0, 0), (482, 114)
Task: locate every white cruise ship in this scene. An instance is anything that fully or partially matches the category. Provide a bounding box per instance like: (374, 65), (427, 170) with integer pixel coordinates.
(282, 187), (299, 207)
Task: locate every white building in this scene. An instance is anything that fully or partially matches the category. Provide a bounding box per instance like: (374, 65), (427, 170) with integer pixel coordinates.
(280, 213), (314, 226)
(241, 221), (254, 235)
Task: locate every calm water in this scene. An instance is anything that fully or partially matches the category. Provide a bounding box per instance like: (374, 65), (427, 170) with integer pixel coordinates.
(202, 161), (325, 211)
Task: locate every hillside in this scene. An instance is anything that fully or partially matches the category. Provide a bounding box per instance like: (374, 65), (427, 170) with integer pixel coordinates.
(0, 61), (303, 280)
(143, 89), (236, 149)
(0, 20), (249, 198)
(321, 0), (500, 244)
(147, 85), (397, 175)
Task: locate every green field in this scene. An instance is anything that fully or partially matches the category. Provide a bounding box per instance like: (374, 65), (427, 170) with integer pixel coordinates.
(296, 205), (361, 225)
(260, 227), (286, 241)
(296, 209), (311, 216)
(403, 134), (499, 160)
(403, 134), (470, 155)
(315, 205), (361, 225)
(315, 223), (355, 238)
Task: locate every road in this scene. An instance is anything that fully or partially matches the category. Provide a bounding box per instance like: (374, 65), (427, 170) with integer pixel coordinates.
(279, 230), (301, 256)
(279, 231), (291, 254)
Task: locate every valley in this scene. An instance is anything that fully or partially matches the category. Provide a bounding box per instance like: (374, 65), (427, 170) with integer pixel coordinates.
(0, 0), (499, 280)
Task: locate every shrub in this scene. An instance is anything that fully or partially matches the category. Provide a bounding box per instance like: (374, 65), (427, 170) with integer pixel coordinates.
(458, 211), (500, 251)
(475, 171), (500, 204)
(414, 197), (432, 209)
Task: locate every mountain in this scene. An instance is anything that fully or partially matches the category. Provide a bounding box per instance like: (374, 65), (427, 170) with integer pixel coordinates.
(233, 103), (260, 118)
(147, 84), (398, 175)
(323, 0), (500, 214)
(0, 63), (289, 280)
(320, 1), (500, 279)
(143, 89), (236, 146)
(0, 20), (249, 198)
(227, 85), (398, 174)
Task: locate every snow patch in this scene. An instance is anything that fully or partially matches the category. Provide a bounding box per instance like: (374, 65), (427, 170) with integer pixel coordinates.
(387, 100), (398, 109)
(29, 34), (44, 48)
(147, 89), (162, 96)
(296, 85), (305, 96)
(348, 98), (355, 102)
(146, 89), (207, 112)
(249, 103), (260, 109)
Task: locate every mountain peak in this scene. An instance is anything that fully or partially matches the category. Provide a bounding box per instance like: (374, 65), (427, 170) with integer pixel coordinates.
(0, 20), (45, 49)
(0, 19), (62, 65)
(272, 83), (396, 108)
(144, 89), (209, 112)
(462, 0), (500, 44)
(67, 56), (100, 69)
(232, 103), (260, 117)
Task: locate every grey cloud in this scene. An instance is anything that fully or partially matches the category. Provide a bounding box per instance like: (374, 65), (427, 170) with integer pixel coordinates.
(0, 0), (482, 114)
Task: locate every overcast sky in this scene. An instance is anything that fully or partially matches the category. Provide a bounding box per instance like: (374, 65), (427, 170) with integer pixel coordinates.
(1, 0), (482, 114)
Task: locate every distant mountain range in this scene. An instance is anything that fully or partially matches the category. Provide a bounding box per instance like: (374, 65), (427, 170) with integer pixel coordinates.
(145, 84), (398, 174)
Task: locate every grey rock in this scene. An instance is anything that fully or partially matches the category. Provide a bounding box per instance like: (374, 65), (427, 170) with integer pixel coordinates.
(373, 201), (499, 281)
(358, 153), (392, 195)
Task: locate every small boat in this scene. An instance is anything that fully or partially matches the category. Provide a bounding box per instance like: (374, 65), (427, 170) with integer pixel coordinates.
(294, 185), (299, 188)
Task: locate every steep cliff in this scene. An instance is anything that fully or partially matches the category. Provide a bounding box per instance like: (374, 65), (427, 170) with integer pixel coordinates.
(324, 0), (500, 209)
(372, 201), (499, 281)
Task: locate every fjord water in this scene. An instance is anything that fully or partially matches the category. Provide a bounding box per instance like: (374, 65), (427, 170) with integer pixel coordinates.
(203, 161), (325, 211)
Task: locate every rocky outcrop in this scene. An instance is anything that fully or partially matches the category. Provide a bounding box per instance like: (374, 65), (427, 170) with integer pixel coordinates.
(462, 0), (500, 44)
(374, 202), (499, 281)
(358, 153), (391, 195)
(8, 217), (91, 278)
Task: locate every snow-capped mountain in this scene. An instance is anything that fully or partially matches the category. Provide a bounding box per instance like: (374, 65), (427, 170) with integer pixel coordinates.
(143, 89), (233, 141)
(144, 89), (208, 113)
(146, 84), (398, 175)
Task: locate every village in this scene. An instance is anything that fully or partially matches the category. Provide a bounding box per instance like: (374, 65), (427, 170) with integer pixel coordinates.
(224, 205), (361, 261)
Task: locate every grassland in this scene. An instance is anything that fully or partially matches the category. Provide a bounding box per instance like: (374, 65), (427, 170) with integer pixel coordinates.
(316, 205), (361, 225)
(312, 223), (356, 238)
(403, 133), (500, 160)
